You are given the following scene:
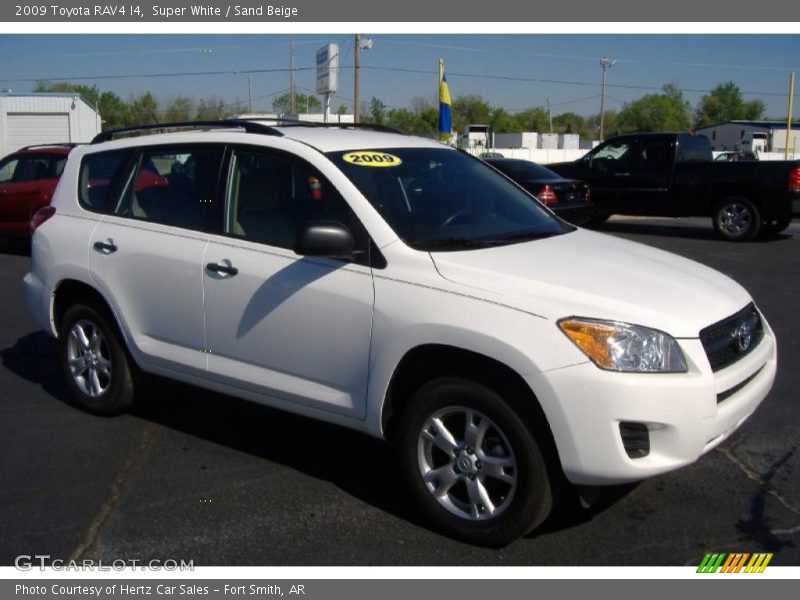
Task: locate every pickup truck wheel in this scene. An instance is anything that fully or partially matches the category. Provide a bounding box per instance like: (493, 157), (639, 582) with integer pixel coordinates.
(396, 378), (554, 546)
(714, 198), (761, 241)
(58, 303), (136, 416)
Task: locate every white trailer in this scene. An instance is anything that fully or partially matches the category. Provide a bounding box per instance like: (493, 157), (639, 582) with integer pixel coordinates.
(0, 93), (101, 157)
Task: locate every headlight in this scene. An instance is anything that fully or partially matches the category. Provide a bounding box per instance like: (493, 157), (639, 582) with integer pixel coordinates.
(558, 318), (688, 373)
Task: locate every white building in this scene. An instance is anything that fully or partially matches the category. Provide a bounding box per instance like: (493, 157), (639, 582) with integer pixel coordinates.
(695, 120), (800, 153)
(0, 93), (102, 157)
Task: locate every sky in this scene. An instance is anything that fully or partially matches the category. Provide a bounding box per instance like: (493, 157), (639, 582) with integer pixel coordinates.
(0, 34), (798, 119)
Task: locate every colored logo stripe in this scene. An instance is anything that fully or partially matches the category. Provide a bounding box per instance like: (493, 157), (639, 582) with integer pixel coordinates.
(697, 552), (773, 573)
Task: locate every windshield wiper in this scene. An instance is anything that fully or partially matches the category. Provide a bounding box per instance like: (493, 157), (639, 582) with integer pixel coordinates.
(410, 237), (494, 250)
(479, 230), (564, 245)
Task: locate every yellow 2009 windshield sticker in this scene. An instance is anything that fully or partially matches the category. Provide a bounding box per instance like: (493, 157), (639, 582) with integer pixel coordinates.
(342, 151), (402, 167)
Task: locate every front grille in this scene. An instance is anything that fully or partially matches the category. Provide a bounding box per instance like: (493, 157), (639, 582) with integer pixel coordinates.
(700, 303), (763, 372)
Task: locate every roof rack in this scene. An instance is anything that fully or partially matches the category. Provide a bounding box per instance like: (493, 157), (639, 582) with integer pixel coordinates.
(20, 143), (80, 151)
(91, 119), (284, 144)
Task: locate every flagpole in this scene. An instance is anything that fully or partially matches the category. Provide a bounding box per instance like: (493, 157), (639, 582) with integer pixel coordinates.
(438, 59), (443, 107)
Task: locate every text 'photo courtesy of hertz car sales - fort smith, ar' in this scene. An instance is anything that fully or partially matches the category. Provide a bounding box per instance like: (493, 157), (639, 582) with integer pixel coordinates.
(24, 120), (777, 547)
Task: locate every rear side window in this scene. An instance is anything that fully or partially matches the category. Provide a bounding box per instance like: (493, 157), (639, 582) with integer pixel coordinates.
(678, 135), (712, 162)
(78, 150), (134, 213)
(116, 146), (224, 232)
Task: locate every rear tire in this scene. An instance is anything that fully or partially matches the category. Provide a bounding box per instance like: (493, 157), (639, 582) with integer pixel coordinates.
(57, 303), (136, 416)
(713, 198), (761, 241)
(396, 377), (555, 547)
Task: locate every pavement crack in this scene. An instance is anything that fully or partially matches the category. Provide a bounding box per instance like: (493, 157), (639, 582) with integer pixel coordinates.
(716, 446), (800, 517)
(68, 422), (159, 561)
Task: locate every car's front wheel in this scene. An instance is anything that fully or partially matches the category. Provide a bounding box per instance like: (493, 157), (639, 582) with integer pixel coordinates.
(397, 378), (555, 546)
(58, 303), (136, 416)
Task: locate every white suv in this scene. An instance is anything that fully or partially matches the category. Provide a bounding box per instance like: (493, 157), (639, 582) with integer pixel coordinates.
(25, 121), (777, 546)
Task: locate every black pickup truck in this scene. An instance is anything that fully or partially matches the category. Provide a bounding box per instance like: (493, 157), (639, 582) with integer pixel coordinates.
(548, 132), (800, 240)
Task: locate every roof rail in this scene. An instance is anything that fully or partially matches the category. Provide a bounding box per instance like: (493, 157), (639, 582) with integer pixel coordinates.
(234, 116), (403, 135)
(91, 119), (284, 144)
(20, 143), (80, 150)
(269, 118), (403, 135)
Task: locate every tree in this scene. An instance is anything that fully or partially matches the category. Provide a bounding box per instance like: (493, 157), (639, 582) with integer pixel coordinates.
(616, 84), (691, 132)
(490, 107), (520, 133)
(128, 92), (159, 125)
(368, 97), (387, 125)
(34, 82), (128, 130)
(695, 82), (765, 128)
(552, 112), (586, 136)
(513, 107), (550, 133)
(585, 109), (621, 139)
(273, 92), (321, 114)
(451, 94), (492, 132)
(163, 96), (194, 122)
(195, 96), (232, 120)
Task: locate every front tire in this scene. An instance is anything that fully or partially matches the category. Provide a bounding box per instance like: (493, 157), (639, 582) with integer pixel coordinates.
(713, 198), (761, 241)
(58, 303), (136, 416)
(396, 378), (554, 546)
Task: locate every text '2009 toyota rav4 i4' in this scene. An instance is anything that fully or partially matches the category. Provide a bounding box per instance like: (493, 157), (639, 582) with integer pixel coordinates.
(25, 120), (777, 546)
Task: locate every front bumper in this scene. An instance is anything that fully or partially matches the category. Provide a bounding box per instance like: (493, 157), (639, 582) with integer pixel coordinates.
(526, 320), (777, 485)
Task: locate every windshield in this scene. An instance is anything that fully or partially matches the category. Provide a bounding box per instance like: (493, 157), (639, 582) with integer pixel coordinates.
(328, 147), (571, 251)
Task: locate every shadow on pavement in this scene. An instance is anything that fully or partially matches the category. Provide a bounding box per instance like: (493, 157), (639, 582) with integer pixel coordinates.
(1, 331), (634, 545)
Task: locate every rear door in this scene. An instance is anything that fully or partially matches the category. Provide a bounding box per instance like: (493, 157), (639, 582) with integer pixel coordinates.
(618, 135), (675, 215)
(86, 144), (224, 375)
(0, 153), (57, 235)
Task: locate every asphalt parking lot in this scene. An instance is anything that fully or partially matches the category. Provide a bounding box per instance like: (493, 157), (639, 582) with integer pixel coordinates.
(1, 216), (798, 566)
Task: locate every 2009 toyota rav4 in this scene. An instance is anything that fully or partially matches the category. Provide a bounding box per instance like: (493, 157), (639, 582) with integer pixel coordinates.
(25, 120), (777, 546)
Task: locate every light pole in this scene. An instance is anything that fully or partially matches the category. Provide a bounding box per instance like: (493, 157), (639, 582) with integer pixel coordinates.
(546, 98), (553, 134)
(599, 56), (616, 142)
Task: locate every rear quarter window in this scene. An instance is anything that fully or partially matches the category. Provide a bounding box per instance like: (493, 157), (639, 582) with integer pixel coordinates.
(78, 150), (135, 214)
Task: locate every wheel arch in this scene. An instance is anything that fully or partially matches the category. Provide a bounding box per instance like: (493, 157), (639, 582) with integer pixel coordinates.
(380, 343), (561, 473)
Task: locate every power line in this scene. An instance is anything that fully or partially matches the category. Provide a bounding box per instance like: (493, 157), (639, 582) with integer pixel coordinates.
(0, 66), (315, 84)
(354, 65), (796, 98)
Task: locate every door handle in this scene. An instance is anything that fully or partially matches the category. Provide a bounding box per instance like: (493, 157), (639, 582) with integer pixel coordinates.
(93, 240), (118, 253)
(206, 262), (239, 276)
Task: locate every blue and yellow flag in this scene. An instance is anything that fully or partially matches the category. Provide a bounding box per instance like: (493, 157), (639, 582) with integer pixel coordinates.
(438, 59), (452, 142)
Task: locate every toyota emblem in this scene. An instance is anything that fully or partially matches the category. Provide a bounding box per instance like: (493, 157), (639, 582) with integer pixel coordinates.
(735, 320), (753, 352)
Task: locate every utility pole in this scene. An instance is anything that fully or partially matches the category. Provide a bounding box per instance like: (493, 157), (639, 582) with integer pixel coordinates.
(546, 98), (553, 134)
(290, 41), (297, 114)
(353, 35), (373, 123)
(786, 71), (795, 160)
(354, 34), (361, 122)
(236, 72), (253, 113)
(599, 56), (616, 142)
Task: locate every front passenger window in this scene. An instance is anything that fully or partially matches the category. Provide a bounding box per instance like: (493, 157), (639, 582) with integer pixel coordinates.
(225, 148), (366, 252)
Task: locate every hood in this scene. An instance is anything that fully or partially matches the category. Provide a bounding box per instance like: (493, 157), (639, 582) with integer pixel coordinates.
(430, 229), (752, 337)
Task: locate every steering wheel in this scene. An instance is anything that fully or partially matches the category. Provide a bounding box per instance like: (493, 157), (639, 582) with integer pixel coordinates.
(438, 210), (472, 230)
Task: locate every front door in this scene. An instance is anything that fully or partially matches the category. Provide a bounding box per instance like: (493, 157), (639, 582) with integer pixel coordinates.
(203, 146), (375, 418)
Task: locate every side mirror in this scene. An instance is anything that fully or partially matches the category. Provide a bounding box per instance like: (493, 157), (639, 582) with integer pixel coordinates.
(294, 222), (356, 258)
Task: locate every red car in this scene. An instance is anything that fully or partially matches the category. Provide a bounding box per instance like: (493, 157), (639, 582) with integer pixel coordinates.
(0, 144), (76, 238)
